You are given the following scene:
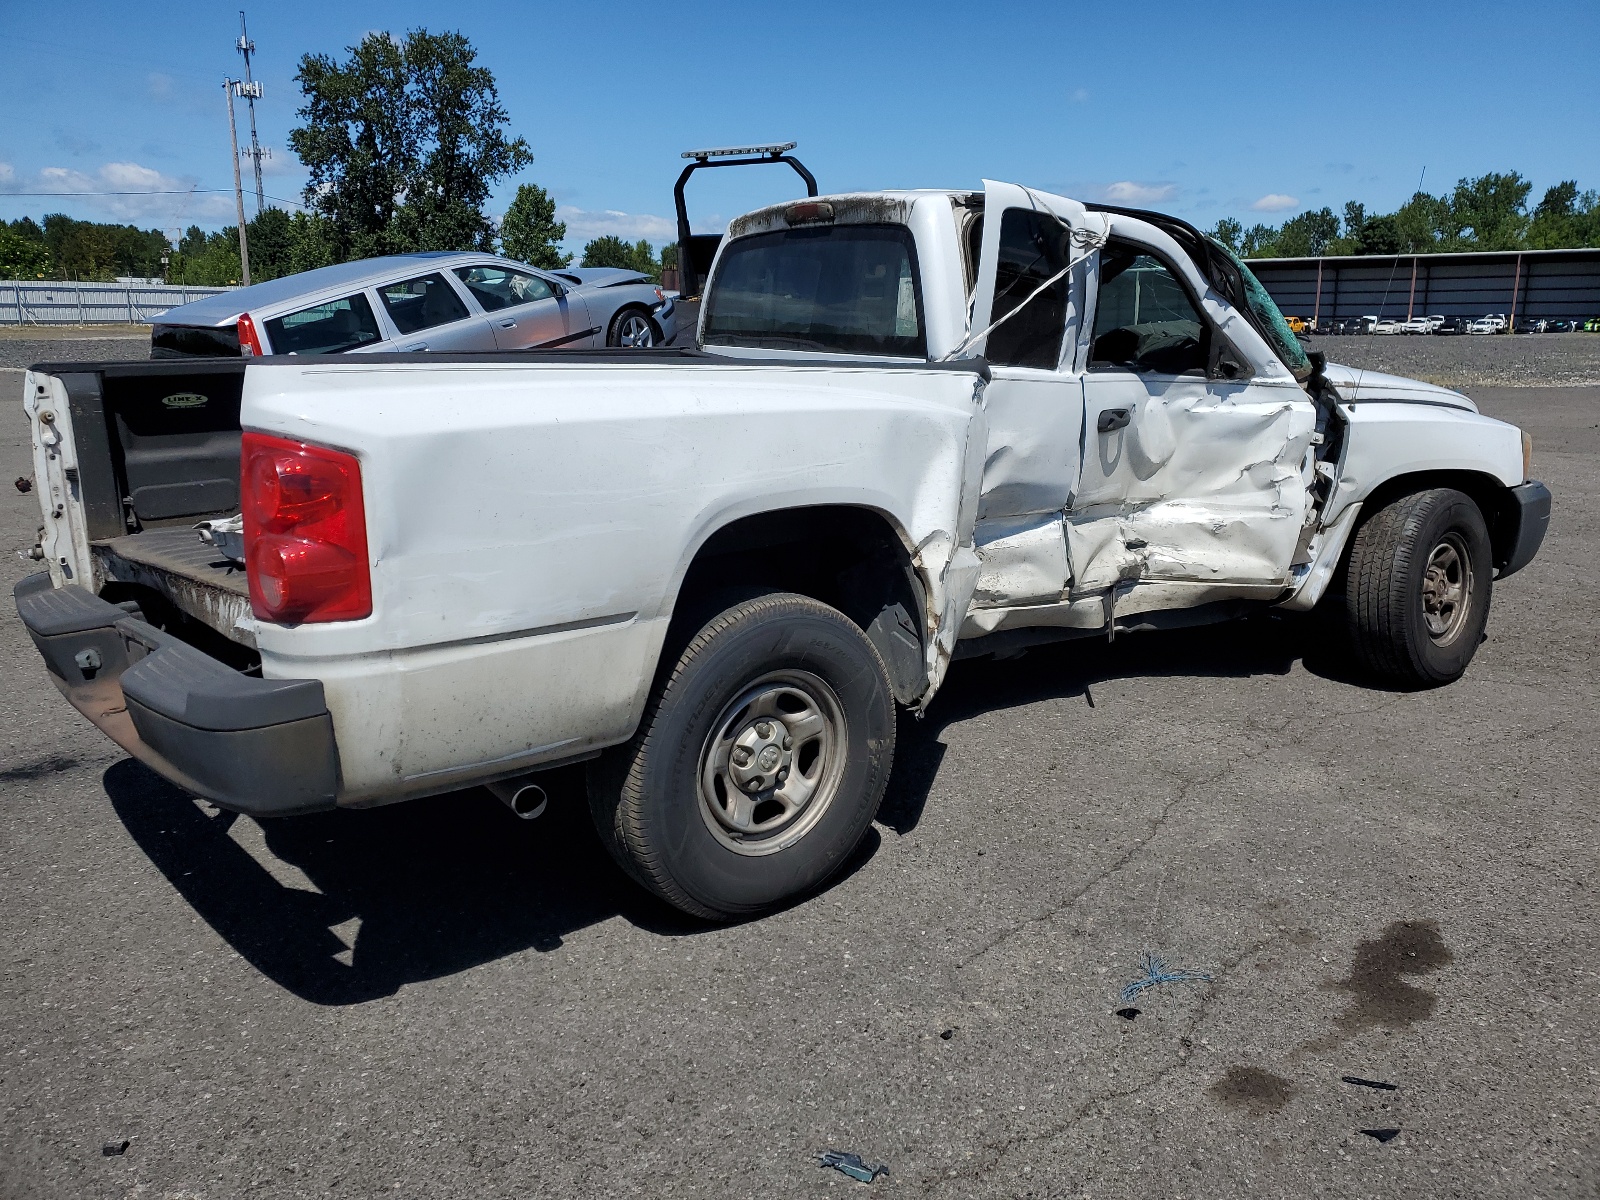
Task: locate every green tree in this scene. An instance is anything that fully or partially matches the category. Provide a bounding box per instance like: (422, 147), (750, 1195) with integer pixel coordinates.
(581, 235), (661, 279)
(287, 211), (342, 274)
(1273, 207), (1340, 257)
(290, 28), (530, 260)
(1, 219), (53, 278)
(1239, 223), (1280, 257)
(395, 31), (531, 251)
(1207, 217), (1242, 253)
(498, 182), (568, 268)
(1527, 181), (1600, 249)
(1447, 171), (1531, 250)
(246, 208), (294, 281)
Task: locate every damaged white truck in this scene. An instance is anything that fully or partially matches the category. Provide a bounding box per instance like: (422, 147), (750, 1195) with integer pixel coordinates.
(16, 181), (1550, 920)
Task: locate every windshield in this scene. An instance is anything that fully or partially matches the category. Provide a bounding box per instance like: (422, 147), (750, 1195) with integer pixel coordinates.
(1208, 238), (1310, 379)
(702, 224), (925, 357)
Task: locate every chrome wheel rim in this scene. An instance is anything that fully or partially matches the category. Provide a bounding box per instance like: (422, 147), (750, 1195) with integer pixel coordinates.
(618, 313), (654, 347)
(1421, 533), (1473, 644)
(697, 670), (846, 857)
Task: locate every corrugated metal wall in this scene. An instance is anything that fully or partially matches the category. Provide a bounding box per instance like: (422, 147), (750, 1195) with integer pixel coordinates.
(0, 280), (235, 325)
(1246, 248), (1600, 325)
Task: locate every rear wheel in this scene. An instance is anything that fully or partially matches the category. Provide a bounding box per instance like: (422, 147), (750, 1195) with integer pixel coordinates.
(588, 593), (895, 919)
(1340, 487), (1493, 686)
(607, 307), (656, 348)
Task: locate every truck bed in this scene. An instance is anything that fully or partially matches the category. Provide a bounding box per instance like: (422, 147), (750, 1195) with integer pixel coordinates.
(92, 528), (253, 646)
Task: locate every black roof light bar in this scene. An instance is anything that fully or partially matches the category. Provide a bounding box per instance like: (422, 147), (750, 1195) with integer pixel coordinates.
(674, 142), (817, 298)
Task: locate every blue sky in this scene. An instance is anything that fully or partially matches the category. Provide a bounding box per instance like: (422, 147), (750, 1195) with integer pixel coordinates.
(2, 0), (1597, 255)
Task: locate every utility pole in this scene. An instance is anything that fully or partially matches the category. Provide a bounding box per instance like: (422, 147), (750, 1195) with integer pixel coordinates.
(224, 79), (252, 285)
(236, 11), (268, 213)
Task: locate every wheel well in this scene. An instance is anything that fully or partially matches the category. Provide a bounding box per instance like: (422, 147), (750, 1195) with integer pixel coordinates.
(1349, 470), (1520, 570)
(669, 506), (928, 704)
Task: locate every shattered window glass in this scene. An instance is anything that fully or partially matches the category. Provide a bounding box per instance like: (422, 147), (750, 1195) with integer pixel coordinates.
(702, 224), (926, 357)
(1089, 246), (1208, 375)
(1206, 238), (1310, 378)
(986, 208), (1072, 369)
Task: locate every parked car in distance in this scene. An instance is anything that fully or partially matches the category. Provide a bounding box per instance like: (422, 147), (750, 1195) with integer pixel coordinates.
(1584, 317), (1600, 332)
(1468, 315), (1505, 335)
(1425, 315), (1447, 332)
(1372, 318), (1404, 335)
(1544, 319), (1579, 333)
(149, 252), (678, 358)
(1399, 317), (1433, 335)
(1283, 314), (1307, 334)
(1434, 317), (1469, 335)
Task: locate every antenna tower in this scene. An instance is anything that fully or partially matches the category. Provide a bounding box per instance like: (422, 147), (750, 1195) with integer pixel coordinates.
(236, 11), (268, 213)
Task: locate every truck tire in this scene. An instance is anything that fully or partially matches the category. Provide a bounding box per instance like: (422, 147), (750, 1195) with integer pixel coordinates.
(588, 592), (895, 920)
(1341, 487), (1493, 686)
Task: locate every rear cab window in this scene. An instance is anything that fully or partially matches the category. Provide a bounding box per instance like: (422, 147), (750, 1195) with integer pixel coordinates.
(263, 293), (383, 355)
(454, 266), (554, 312)
(378, 273), (471, 335)
(151, 324), (242, 358)
(702, 224), (925, 357)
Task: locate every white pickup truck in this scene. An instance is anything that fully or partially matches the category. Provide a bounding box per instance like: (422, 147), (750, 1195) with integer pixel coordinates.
(16, 181), (1550, 919)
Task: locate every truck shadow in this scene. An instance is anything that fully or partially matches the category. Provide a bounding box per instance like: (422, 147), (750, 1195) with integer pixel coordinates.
(104, 613), (1347, 1006)
(876, 612), (1359, 835)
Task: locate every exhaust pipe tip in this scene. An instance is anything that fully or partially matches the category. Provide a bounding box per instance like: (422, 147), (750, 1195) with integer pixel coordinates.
(487, 778), (548, 820)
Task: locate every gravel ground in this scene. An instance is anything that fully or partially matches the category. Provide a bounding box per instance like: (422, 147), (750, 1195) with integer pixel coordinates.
(1, 376), (1595, 1199)
(0, 325), (150, 370)
(1309, 332), (1600, 389)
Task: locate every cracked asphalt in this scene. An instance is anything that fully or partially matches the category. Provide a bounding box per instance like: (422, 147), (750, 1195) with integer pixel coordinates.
(1, 367), (1596, 1199)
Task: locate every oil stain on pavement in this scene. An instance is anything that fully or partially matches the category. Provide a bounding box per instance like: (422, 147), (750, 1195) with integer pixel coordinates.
(1209, 1066), (1298, 1116)
(1332, 919), (1452, 1031)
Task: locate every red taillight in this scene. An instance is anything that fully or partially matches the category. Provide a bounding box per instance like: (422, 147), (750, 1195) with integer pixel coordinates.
(236, 312), (263, 357)
(241, 432), (370, 624)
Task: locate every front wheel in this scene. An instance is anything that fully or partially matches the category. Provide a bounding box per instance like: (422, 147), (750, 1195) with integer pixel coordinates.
(588, 593), (895, 919)
(1340, 487), (1493, 686)
(606, 306), (656, 347)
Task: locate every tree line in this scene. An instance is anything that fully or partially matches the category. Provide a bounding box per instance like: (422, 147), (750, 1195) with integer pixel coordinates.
(1213, 172), (1600, 259)
(1, 28), (676, 286)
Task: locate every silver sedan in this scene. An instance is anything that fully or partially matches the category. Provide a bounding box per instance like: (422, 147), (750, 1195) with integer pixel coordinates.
(150, 251), (678, 358)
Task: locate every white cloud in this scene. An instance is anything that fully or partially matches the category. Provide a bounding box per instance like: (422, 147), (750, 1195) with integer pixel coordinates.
(555, 205), (677, 245)
(1100, 181), (1177, 204)
(0, 160), (236, 223)
(1250, 193), (1299, 213)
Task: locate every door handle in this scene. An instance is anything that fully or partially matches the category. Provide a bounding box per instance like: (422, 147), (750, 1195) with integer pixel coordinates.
(498, 319), (517, 328)
(404, 342), (429, 351)
(1098, 407), (1131, 433)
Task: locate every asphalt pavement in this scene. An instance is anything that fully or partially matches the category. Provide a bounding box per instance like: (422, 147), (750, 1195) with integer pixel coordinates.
(1, 368), (1595, 1199)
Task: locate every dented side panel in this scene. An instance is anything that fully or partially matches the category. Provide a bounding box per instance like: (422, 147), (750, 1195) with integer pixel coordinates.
(1072, 377), (1317, 596)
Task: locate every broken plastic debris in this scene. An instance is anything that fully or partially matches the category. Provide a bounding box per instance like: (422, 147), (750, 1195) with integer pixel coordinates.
(1360, 1128), (1401, 1143)
(1342, 1075), (1398, 1091)
(1119, 950), (1213, 1002)
(14, 476), (32, 494)
(102, 1140), (129, 1157)
(1115, 1007), (1141, 1020)
(818, 1151), (889, 1183)
(939, 1028), (955, 1040)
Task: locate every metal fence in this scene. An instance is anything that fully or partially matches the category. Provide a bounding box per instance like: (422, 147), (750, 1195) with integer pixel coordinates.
(1247, 247), (1600, 327)
(0, 280), (236, 326)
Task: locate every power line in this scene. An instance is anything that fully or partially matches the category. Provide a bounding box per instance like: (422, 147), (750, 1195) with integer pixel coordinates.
(3, 188), (307, 208)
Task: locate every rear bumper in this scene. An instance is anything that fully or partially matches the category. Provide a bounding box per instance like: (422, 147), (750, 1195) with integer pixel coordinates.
(13, 573), (339, 816)
(1497, 480), (1552, 578)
